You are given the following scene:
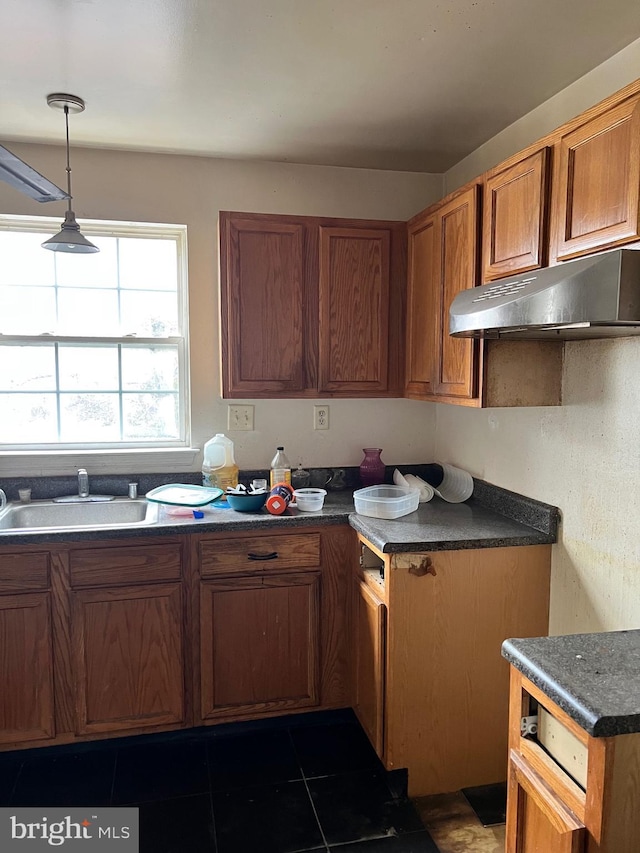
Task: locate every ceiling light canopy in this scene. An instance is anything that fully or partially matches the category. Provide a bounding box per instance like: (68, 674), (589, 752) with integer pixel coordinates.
(41, 93), (99, 254)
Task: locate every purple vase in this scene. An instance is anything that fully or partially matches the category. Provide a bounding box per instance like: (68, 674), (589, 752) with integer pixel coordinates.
(359, 448), (386, 487)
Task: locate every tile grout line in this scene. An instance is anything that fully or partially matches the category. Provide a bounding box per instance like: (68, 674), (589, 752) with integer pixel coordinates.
(288, 727), (330, 852)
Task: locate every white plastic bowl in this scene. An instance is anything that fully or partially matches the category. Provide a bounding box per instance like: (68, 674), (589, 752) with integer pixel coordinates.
(293, 488), (327, 512)
(353, 485), (420, 519)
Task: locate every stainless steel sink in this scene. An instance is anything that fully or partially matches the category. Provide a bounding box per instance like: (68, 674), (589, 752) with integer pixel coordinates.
(0, 498), (159, 532)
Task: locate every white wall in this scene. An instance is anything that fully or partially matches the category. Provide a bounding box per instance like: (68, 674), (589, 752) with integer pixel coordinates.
(0, 145), (442, 476)
(438, 37), (640, 635)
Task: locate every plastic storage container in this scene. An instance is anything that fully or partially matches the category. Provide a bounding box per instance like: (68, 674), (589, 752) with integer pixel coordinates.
(202, 434), (239, 491)
(270, 446), (291, 488)
(293, 488), (327, 512)
(353, 485), (420, 519)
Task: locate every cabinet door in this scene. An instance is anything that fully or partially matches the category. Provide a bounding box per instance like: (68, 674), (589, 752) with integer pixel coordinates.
(506, 750), (586, 853)
(220, 213), (307, 396)
(483, 149), (549, 281)
(406, 213), (439, 399)
(0, 593), (55, 744)
(318, 226), (390, 394)
(435, 185), (480, 399)
(72, 583), (185, 735)
(554, 96), (640, 261)
(200, 572), (321, 719)
(352, 578), (386, 758)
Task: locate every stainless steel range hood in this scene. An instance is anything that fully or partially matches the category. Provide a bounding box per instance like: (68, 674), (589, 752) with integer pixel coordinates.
(449, 249), (640, 340)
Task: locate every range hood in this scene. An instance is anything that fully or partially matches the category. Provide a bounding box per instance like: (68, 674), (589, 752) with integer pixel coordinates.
(449, 249), (640, 340)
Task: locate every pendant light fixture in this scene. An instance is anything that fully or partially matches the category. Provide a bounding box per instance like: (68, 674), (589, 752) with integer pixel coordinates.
(41, 93), (99, 254)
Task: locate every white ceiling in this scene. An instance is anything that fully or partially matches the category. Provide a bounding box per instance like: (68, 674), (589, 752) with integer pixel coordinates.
(2, 0), (640, 172)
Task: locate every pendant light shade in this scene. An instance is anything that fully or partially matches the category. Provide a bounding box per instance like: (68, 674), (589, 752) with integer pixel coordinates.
(42, 93), (99, 254)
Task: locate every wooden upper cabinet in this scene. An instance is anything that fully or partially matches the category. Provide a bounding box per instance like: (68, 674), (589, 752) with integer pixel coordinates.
(220, 214), (307, 396)
(220, 211), (405, 398)
(483, 148), (550, 281)
(553, 95), (640, 261)
(405, 185), (480, 404)
(318, 226), (390, 393)
(436, 186), (480, 400)
(406, 213), (439, 398)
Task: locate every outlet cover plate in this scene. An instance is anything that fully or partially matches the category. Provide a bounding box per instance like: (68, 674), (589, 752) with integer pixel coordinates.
(314, 405), (329, 430)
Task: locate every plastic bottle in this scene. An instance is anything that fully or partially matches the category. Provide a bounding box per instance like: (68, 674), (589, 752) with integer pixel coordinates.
(202, 434), (239, 491)
(270, 446), (291, 488)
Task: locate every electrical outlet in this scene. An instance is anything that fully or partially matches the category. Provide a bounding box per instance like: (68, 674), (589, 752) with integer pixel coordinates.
(228, 405), (254, 431)
(314, 405), (329, 430)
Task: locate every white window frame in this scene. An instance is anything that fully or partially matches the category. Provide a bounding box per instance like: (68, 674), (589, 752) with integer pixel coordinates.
(0, 214), (198, 475)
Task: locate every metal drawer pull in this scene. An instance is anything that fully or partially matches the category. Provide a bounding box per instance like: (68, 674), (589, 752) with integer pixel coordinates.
(247, 551), (279, 561)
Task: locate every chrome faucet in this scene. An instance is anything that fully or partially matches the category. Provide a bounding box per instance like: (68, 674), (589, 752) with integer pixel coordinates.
(78, 468), (89, 498)
(0, 489), (6, 512)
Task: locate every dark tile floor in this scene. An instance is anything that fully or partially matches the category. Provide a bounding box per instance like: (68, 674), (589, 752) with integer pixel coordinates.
(0, 709), (440, 853)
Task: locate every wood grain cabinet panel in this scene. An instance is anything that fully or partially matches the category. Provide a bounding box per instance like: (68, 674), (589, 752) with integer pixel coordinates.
(553, 95), (640, 261)
(0, 593), (55, 744)
(200, 572), (320, 719)
(0, 552), (50, 593)
(318, 226), (390, 393)
(483, 148), (550, 281)
(199, 533), (320, 577)
(220, 214), (307, 396)
(70, 543), (182, 588)
(405, 185), (479, 403)
(72, 583), (185, 735)
(405, 213), (439, 398)
(436, 186), (480, 400)
(220, 211), (406, 398)
(352, 577), (386, 759)
(507, 750), (586, 853)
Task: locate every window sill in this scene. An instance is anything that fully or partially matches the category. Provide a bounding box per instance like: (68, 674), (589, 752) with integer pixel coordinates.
(0, 448), (200, 478)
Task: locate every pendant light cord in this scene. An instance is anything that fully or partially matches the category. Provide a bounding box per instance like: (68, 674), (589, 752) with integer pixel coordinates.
(64, 105), (73, 213)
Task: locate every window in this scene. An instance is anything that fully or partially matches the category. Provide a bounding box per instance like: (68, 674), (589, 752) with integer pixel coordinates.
(0, 216), (190, 449)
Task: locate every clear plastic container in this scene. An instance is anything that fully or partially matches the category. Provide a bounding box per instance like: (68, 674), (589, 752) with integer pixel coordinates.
(293, 488), (327, 512)
(353, 485), (420, 519)
(202, 434), (239, 491)
(270, 446), (291, 488)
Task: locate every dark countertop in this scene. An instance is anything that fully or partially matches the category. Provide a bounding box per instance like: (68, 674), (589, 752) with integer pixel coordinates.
(0, 480), (558, 551)
(502, 630), (640, 737)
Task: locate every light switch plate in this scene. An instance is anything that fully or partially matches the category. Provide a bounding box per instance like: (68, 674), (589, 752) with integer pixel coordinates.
(314, 405), (329, 430)
(228, 405), (254, 431)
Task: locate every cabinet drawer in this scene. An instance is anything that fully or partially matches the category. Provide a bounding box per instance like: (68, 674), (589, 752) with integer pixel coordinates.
(538, 707), (588, 789)
(200, 533), (321, 576)
(70, 543), (182, 588)
(0, 552), (50, 593)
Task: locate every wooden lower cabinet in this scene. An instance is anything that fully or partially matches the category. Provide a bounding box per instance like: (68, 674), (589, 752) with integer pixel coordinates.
(508, 750), (585, 853)
(352, 577), (386, 758)
(354, 537), (552, 797)
(200, 572), (321, 719)
(506, 669), (640, 853)
(71, 582), (185, 735)
(0, 592), (55, 744)
(195, 524), (352, 723)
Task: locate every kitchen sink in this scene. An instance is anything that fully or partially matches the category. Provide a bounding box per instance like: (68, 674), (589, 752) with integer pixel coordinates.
(0, 498), (159, 532)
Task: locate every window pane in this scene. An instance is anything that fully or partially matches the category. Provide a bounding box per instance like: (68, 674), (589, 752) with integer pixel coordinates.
(55, 238), (118, 288)
(57, 288), (120, 335)
(0, 286), (57, 334)
(0, 232), (55, 286)
(59, 394), (120, 441)
(123, 393), (179, 440)
(0, 345), (56, 391)
(0, 394), (58, 442)
(58, 346), (119, 391)
(120, 291), (178, 336)
(121, 347), (178, 391)
(119, 238), (177, 291)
